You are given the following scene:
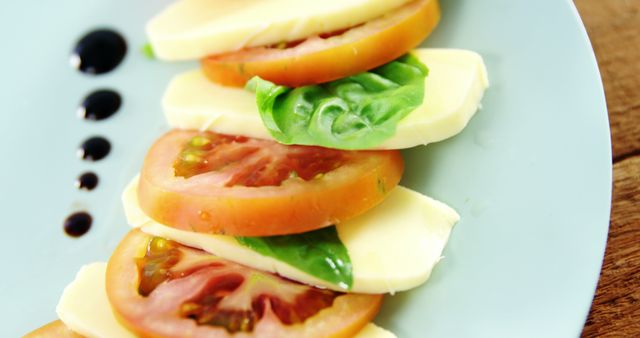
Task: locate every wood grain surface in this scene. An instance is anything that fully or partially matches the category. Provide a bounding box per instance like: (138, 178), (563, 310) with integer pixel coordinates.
(573, 0), (640, 337)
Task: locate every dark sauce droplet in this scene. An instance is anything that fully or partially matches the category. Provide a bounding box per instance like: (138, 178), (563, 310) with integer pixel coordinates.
(76, 172), (99, 191)
(64, 212), (92, 237)
(79, 136), (111, 161)
(71, 29), (127, 75)
(79, 90), (122, 121)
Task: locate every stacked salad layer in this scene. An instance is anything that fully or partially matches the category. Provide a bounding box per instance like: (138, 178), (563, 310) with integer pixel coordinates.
(27, 0), (489, 337)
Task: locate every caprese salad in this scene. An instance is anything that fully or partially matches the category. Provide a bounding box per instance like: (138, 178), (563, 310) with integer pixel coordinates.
(26, 0), (489, 337)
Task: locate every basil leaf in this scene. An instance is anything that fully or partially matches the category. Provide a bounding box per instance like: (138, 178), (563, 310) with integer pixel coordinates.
(236, 226), (352, 290)
(141, 43), (155, 59)
(248, 54), (428, 150)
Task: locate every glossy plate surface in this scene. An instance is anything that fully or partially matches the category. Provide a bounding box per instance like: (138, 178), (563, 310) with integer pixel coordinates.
(0, 0), (610, 337)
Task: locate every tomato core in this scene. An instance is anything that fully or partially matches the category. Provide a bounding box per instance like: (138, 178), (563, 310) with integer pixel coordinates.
(136, 237), (182, 296)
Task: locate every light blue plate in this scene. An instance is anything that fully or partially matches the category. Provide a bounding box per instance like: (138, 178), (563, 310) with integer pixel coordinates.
(0, 0), (610, 337)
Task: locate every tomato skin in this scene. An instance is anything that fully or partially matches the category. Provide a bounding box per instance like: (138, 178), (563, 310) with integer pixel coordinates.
(24, 320), (84, 338)
(201, 0), (440, 87)
(138, 130), (403, 236)
(107, 230), (383, 338)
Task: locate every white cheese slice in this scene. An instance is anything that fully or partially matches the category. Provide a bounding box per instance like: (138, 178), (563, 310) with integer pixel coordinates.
(354, 323), (397, 338)
(147, 0), (412, 60)
(163, 48), (488, 149)
(56, 263), (396, 338)
(123, 176), (458, 294)
(56, 263), (136, 338)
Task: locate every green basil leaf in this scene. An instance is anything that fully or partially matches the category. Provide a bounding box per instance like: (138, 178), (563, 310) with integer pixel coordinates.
(236, 226), (352, 290)
(248, 54), (428, 150)
(141, 42), (155, 59)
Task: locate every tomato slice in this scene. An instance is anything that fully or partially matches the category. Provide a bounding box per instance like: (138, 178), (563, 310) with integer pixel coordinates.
(201, 0), (440, 87)
(138, 130), (403, 236)
(107, 230), (383, 338)
(24, 320), (83, 338)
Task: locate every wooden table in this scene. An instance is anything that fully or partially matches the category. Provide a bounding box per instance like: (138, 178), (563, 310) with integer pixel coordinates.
(574, 0), (640, 336)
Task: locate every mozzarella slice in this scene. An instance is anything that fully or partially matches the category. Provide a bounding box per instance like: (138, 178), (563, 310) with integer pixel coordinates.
(123, 177), (458, 294)
(163, 48), (488, 149)
(354, 324), (397, 338)
(147, 0), (412, 60)
(56, 263), (395, 338)
(56, 263), (136, 338)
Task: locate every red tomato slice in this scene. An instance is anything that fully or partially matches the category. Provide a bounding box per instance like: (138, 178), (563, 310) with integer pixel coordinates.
(107, 230), (383, 338)
(138, 130), (403, 236)
(201, 0), (440, 87)
(24, 320), (83, 338)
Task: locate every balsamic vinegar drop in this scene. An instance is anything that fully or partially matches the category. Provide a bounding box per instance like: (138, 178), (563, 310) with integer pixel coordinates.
(71, 29), (127, 75)
(79, 90), (122, 121)
(64, 212), (93, 237)
(78, 137), (111, 161)
(76, 172), (99, 191)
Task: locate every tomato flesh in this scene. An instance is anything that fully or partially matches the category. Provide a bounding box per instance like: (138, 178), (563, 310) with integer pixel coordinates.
(139, 130), (403, 236)
(107, 230), (383, 338)
(201, 0), (440, 87)
(174, 133), (346, 187)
